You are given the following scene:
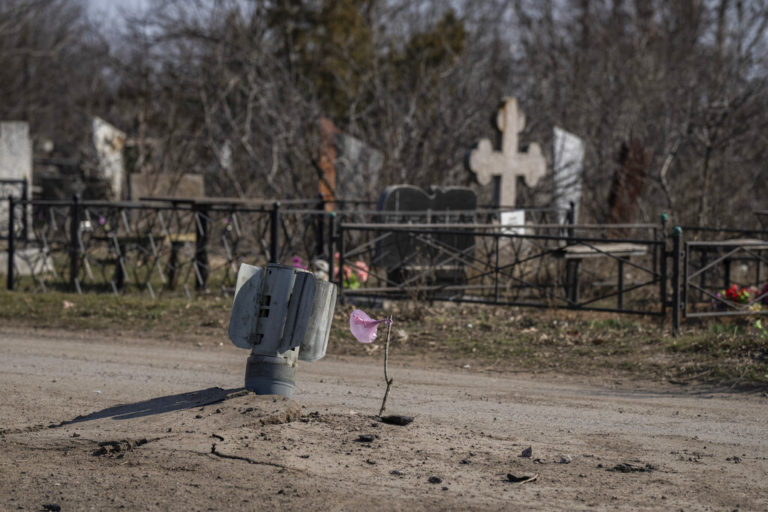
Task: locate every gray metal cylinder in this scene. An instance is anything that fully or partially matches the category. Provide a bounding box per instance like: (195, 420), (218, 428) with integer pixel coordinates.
(244, 354), (296, 397)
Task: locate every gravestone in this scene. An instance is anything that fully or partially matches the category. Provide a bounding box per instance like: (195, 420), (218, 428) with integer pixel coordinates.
(318, 118), (383, 207)
(129, 172), (205, 200)
(0, 121), (32, 236)
(0, 122), (31, 187)
(375, 185), (476, 294)
(0, 122), (50, 275)
(467, 98), (546, 208)
(93, 117), (126, 200)
(552, 126), (585, 224)
(607, 140), (649, 225)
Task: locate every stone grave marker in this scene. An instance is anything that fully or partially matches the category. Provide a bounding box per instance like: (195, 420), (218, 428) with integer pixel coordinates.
(93, 117), (126, 200)
(467, 97), (546, 208)
(0, 121), (53, 275)
(0, 121), (31, 187)
(375, 185), (476, 293)
(552, 126), (585, 224)
(318, 118), (383, 208)
(129, 172), (205, 200)
(0, 121), (32, 235)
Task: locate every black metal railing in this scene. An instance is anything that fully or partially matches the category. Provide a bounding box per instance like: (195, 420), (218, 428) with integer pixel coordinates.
(5, 195), (768, 330)
(1, 178), (28, 242)
(334, 221), (667, 317)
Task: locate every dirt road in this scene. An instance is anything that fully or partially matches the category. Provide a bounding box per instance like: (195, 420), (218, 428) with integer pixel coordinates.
(1, 328), (766, 511)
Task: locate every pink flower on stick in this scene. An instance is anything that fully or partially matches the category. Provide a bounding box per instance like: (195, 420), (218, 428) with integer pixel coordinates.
(350, 309), (392, 344)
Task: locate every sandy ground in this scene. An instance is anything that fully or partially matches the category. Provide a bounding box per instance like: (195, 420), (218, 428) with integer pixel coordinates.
(1, 328), (767, 511)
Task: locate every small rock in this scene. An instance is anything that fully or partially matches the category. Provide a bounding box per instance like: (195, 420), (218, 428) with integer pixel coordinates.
(394, 329), (409, 344)
(461, 364), (471, 369)
(356, 434), (377, 443)
(520, 446), (533, 458)
(428, 476), (443, 484)
(460, 459), (471, 465)
(365, 459), (376, 465)
(42, 505), (61, 512)
(391, 470), (403, 476)
(726, 456), (742, 463)
(558, 454), (573, 464)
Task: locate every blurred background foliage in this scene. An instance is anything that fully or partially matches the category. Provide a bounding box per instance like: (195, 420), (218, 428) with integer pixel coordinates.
(1, 0), (767, 225)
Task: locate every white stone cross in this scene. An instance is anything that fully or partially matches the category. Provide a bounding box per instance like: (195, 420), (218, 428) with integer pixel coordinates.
(467, 97), (546, 207)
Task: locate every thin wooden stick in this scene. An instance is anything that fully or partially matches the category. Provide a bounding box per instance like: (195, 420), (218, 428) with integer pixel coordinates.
(378, 316), (393, 417)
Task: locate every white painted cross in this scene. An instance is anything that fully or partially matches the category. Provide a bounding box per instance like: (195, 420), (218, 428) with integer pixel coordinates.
(467, 98), (546, 207)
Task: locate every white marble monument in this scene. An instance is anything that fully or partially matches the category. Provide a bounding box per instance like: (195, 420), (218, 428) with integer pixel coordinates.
(552, 126), (585, 224)
(0, 121), (32, 189)
(93, 117), (126, 200)
(0, 121), (32, 236)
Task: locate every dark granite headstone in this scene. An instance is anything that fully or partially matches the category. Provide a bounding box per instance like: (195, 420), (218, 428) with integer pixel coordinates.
(374, 185), (476, 293)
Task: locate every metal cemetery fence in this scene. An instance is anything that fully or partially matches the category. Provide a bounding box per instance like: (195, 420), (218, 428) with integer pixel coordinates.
(4, 195), (768, 329)
(335, 221), (668, 317)
(3, 196), (346, 296)
(676, 226), (768, 323)
(0, 178), (28, 242)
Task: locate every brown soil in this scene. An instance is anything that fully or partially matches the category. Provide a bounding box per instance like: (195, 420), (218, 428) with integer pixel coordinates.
(1, 328), (767, 511)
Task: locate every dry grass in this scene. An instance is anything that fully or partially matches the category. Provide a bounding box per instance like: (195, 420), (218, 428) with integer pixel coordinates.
(1, 290), (766, 389)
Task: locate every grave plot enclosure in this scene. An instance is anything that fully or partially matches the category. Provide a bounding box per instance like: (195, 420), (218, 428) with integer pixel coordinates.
(3, 197), (345, 295)
(337, 219), (667, 317)
(5, 196), (768, 329)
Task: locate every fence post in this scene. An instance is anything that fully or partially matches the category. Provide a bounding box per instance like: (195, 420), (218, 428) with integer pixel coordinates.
(7, 197), (15, 290)
(194, 203), (209, 291)
(327, 212), (336, 285)
(337, 220), (345, 300)
(315, 197), (325, 258)
(269, 201), (280, 264)
(21, 178), (28, 242)
(659, 214), (668, 319)
(69, 194), (81, 292)
(672, 226), (683, 335)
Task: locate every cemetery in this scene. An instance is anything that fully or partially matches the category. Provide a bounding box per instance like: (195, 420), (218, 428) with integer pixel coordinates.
(1, 2), (768, 510)
(1, 94), (767, 510)
(2, 100), (767, 332)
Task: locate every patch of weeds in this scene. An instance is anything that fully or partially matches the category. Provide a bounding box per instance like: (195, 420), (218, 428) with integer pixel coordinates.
(588, 317), (639, 331)
(707, 322), (745, 336)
